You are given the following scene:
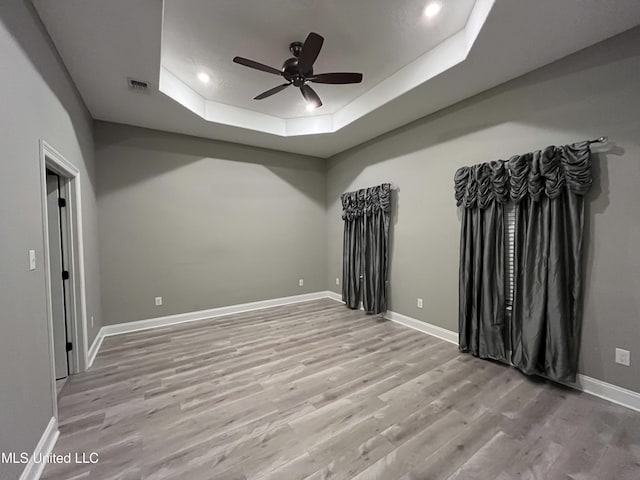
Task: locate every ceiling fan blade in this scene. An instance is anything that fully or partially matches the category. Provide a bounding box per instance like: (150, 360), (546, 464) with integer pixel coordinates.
(254, 83), (291, 100)
(309, 72), (363, 84)
(300, 84), (322, 107)
(297, 32), (324, 74)
(233, 57), (282, 76)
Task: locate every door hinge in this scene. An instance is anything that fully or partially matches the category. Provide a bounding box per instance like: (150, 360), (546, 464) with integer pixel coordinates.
(62, 270), (70, 280)
(66, 341), (73, 352)
(58, 198), (66, 208)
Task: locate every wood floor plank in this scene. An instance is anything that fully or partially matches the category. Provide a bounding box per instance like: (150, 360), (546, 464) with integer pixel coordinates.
(43, 299), (640, 480)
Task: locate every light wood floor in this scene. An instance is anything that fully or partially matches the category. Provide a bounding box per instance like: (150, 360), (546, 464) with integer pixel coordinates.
(43, 299), (640, 479)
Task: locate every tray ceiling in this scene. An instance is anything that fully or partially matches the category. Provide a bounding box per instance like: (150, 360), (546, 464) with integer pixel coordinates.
(161, 0), (477, 119)
(32, 0), (640, 157)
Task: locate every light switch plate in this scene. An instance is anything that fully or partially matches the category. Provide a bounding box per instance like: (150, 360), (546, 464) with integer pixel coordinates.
(29, 250), (36, 271)
(615, 348), (630, 366)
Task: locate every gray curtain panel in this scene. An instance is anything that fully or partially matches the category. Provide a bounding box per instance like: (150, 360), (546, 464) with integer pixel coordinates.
(341, 184), (391, 314)
(342, 190), (364, 309)
(454, 142), (592, 382)
(458, 192), (508, 362)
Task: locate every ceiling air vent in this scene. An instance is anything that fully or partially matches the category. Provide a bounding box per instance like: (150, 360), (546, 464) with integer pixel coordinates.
(127, 78), (150, 93)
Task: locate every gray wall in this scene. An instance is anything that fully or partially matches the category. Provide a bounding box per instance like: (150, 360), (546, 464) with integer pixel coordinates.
(326, 27), (640, 393)
(95, 122), (327, 325)
(0, 2), (102, 479)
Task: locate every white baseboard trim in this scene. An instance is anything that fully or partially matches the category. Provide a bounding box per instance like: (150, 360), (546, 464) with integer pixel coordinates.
(385, 310), (459, 345)
(573, 374), (640, 413)
(19, 416), (59, 480)
(87, 291), (335, 368)
(101, 291), (332, 337)
(324, 291), (342, 302)
(87, 329), (105, 369)
(88, 289), (640, 413)
(325, 292), (640, 412)
(324, 290), (459, 344)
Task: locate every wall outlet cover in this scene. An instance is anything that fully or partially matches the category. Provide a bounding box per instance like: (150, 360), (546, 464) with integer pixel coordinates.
(155, 296), (163, 306)
(615, 348), (630, 366)
(299, 279), (304, 286)
(417, 298), (423, 309)
(336, 278), (340, 285)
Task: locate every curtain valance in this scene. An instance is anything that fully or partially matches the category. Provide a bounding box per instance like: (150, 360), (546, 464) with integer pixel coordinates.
(341, 183), (391, 221)
(454, 142), (592, 209)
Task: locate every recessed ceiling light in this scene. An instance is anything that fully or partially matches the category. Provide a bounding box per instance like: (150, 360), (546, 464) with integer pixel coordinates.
(197, 72), (211, 84)
(424, 1), (442, 18)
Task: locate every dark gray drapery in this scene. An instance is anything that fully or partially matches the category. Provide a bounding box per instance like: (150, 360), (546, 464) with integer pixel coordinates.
(455, 142), (592, 382)
(341, 184), (391, 314)
(458, 201), (508, 362)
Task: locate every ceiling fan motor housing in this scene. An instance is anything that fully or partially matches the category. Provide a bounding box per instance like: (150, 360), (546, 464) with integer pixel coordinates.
(282, 56), (312, 86)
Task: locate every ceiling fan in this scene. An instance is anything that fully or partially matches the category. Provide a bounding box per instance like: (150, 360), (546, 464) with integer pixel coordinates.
(232, 32), (363, 109)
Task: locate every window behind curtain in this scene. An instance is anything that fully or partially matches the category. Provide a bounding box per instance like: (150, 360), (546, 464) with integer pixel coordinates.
(505, 202), (516, 312)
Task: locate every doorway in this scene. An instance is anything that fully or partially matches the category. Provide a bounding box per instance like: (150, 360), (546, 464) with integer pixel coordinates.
(45, 170), (72, 381)
(40, 140), (89, 417)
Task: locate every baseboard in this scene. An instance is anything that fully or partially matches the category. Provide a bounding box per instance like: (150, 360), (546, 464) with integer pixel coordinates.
(325, 290), (342, 302)
(87, 329), (105, 369)
(384, 310), (459, 345)
(574, 374), (640, 412)
(19, 416), (59, 480)
(89, 291), (335, 365)
(325, 292), (640, 412)
(88, 289), (640, 413)
(324, 290), (458, 344)
(386, 314), (640, 412)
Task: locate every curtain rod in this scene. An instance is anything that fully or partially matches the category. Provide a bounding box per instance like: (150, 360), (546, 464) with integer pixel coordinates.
(342, 183), (399, 195)
(388, 137), (606, 190)
(366, 137), (607, 192)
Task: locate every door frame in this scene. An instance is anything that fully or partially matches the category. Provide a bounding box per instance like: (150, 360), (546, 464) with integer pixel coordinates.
(40, 140), (89, 414)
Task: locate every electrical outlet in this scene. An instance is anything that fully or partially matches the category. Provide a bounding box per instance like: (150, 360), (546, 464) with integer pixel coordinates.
(615, 348), (630, 366)
(298, 279), (304, 287)
(29, 250), (36, 271)
(91, 316), (94, 328)
(336, 278), (340, 286)
(417, 298), (423, 309)
(155, 296), (163, 306)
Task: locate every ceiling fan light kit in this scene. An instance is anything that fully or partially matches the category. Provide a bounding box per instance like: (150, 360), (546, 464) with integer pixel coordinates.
(233, 32), (363, 111)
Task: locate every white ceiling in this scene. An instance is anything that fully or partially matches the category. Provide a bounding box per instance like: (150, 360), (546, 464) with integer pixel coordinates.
(33, 0), (640, 158)
(162, 0), (476, 118)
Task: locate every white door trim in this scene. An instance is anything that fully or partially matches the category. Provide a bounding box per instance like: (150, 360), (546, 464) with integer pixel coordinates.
(40, 140), (89, 418)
